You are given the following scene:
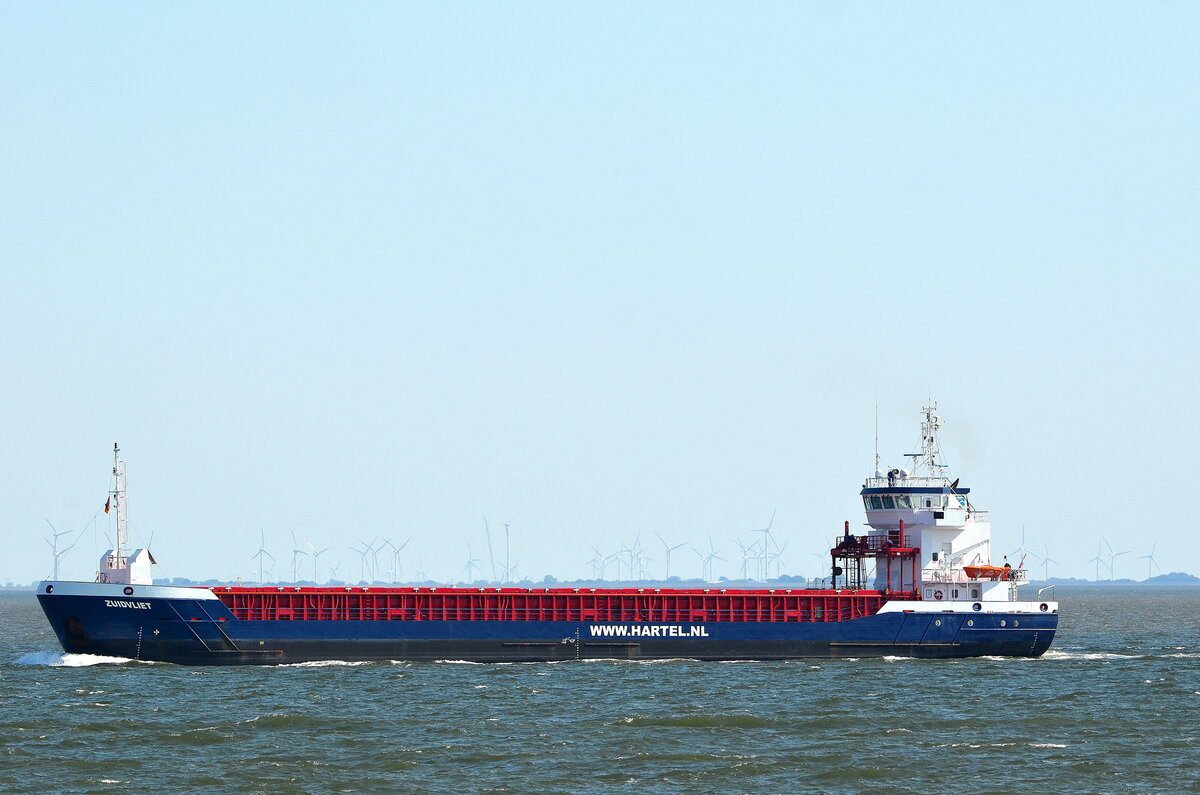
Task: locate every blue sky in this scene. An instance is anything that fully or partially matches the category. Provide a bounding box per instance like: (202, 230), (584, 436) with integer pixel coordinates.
(3, 3), (1197, 584)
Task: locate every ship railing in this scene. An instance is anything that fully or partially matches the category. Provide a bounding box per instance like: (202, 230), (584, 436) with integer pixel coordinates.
(833, 534), (916, 554)
(923, 567), (1029, 583)
(863, 476), (948, 489)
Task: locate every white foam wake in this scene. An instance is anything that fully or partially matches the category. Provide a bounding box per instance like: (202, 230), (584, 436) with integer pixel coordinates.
(14, 651), (135, 667)
(1042, 651), (1140, 661)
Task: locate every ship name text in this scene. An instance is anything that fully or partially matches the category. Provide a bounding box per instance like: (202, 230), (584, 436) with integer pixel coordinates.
(104, 599), (152, 610)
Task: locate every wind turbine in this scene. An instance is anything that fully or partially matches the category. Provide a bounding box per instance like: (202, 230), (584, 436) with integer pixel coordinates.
(768, 541), (789, 579)
(1108, 548), (1131, 581)
(734, 539), (756, 580)
(1137, 543), (1161, 580)
(462, 543), (482, 583)
(1039, 542), (1059, 582)
(635, 547), (654, 581)
(306, 540), (330, 584)
(383, 537), (410, 583)
(251, 528), (274, 585)
(623, 535), (643, 581)
(289, 531), (308, 584)
(1088, 541), (1109, 582)
(1011, 525), (1035, 568)
(694, 536), (723, 581)
(45, 519), (78, 581)
(607, 549), (623, 582)
(482, 517), (497, 582)
(1101, 537), (1130, 581)
(750, 510), (778, 580)
(347, 540), (373, 584)
(365, 537), (383, 583)
(655, 533), (687, 580)
(586, 546), (604, 580)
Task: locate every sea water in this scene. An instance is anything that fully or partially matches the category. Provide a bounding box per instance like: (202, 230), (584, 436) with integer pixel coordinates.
(1, 587), (1197, 793)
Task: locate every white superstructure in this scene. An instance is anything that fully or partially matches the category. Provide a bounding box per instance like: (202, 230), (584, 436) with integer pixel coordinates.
(858, 404), (1027, 604)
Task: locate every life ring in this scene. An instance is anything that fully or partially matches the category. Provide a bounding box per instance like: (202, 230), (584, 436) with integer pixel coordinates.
(933, 589), (944, 600)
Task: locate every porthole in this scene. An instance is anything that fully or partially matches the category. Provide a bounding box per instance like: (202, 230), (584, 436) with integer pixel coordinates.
(1013, 620), (1019, 627)
(1000, 620), (1006, 627)
(934, 619), (942, 627)
(972, 602), (982, 612)
(967, 619), (974, 627)
(1040, 603), (1049, 612)
(123, 586), (134, 596)
(45, 584), (54, 594)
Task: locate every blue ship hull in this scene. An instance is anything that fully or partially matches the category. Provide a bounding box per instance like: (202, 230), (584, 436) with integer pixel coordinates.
(38, 586), (1057, 665)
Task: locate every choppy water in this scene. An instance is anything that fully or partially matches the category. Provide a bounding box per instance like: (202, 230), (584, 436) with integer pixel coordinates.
(2, 587), (1198, 793)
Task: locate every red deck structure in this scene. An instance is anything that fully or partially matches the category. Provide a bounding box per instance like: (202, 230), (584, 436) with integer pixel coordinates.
(212, 587), (920, 623)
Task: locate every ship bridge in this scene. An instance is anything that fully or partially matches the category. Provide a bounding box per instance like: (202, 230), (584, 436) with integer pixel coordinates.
(850, 404), (1004, 600)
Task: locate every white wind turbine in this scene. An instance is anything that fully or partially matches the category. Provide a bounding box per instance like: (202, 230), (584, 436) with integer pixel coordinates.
(693, 537), (724, 582)
(1088, 541), (1109, 581)
(462, 543), (482, 583)
(289, 531), (308, 583)
(1104, 538), (1130, 581)
(656, 533), (687, 580)
(1137, 542), (1161, 580)
(306, 540), (330, 584)
(1039, 542), (1059, 582)
(251, 528), (274, 585)
(750, 510), (778, 580)
(45, 519), (78, 581)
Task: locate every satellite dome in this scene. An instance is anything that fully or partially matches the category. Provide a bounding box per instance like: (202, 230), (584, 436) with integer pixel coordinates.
(899, 468), (910, 478)
(874, 470), (884, 479)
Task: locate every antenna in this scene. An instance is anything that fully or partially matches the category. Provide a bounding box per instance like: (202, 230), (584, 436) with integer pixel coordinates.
(874, 396), (880, 472)
(101, 442), (131, 578)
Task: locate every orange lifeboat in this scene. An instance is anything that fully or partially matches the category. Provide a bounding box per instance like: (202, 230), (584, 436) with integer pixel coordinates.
(963, 564), (1011, 580)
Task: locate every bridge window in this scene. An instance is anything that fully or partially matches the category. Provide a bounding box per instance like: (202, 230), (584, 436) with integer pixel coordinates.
(881, 496), (895, 509)
(869, 496), (884, 510)
(895, 495), (912, 509)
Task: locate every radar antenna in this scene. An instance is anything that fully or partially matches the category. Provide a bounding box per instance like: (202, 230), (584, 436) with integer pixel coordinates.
(902, 402), (949, 479)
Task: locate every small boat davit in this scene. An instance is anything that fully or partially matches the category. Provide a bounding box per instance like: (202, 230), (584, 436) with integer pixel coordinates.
(37, 406), (1058, 664)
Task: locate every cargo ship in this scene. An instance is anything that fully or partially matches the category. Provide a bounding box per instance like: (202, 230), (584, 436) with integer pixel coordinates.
(37, 406), (1058, 664)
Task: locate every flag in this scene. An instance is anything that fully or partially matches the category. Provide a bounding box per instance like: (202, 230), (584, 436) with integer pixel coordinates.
(104, 497), (110, 514)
